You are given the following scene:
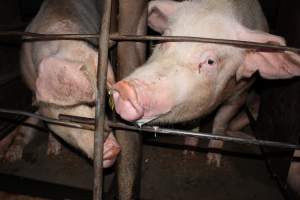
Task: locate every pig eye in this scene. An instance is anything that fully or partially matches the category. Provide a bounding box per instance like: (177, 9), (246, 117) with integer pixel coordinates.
(207, 59), (215, 65)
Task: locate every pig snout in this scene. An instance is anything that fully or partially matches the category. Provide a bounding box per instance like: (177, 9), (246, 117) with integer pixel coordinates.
(112, 81), (144, 121)
(112, 79), (175, 123)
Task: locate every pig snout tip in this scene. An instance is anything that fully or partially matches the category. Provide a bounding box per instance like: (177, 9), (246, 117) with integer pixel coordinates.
(112, 81), (144, 122)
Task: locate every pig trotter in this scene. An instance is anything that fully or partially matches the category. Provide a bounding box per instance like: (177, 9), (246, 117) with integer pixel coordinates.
(47, 133), (62, 156)
(207, 140), (224, 167)
(4, 143), (24, 162)
(183, 136), (199, 160)
(3, 117), (38, 162)
(103, 133), (121, 168)
(0, 129), (19, 160)
(207, 94), (247, 167)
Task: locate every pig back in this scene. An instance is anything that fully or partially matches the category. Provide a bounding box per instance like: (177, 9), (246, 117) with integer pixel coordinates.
(196, 0), (268, 31)
(28, 0), (100, 37)
(231, 0), (268, 31)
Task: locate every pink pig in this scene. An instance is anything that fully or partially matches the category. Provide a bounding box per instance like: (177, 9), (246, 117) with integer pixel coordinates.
(19, 0), (120, 168)
(112, 0), (300, 166)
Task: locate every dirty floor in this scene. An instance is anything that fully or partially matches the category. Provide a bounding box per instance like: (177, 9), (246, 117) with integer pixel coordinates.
(0, 130), (284, 200)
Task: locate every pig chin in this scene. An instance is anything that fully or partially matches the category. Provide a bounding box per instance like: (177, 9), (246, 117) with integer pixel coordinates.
(145, 100), (215, 125)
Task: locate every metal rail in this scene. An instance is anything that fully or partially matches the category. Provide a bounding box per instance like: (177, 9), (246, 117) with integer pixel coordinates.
(1, 31), (300, 53)
(59, 114), (300, 150)
(94, 0), (112, 199)
(1, 108), (300, 150)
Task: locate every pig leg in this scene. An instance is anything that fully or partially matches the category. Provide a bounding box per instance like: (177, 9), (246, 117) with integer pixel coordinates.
(47, 133), (62, 156)
(183, 127), (200, 158)
(207, 94), (247, 167)
(0, 129), (19, 160)
(225, 93), (260, 139)
(4, 116), (39, 162)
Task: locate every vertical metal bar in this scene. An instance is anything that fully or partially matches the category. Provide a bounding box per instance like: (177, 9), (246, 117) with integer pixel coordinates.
(93, 0), (112, 199)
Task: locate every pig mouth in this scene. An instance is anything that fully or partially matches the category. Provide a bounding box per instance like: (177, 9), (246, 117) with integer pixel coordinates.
(112, 80), (174, 123)
(112, 90), (145, 122)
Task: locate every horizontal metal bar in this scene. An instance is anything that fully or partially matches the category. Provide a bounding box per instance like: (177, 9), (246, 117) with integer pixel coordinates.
(1, 108), (299, 150)
(0, 31), (98, 39)
(58, 114), (300, 150)
(110, 34), (300, 54)
(0, 31), (116, 48)
(0, 31), (299, 53)
(0, 108), (93, 131)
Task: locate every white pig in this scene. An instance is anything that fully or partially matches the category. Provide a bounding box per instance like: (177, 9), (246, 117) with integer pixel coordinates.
(18, 0), (120, 168)
(112, 0), (300, 166)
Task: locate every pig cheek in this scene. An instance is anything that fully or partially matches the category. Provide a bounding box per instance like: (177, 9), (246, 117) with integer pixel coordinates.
(143, 98), (173, 118)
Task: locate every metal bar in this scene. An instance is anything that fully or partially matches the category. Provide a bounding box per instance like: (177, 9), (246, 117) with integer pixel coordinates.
(1, 31), (300, 53)
(93, 0), (112, 199)
(0, 108), (93, 131)
(0, 31), (116, 48)
(0, 31), (98, 39)
(58, 114), (300, 150)
(110, 34), (300, 53)
(1, 108), (300, 150)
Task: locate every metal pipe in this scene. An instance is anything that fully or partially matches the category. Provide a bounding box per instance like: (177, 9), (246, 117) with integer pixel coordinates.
(1, 31), (300, 53)
(93, 0), (112, 199)
(0, 108), (93, 131)
(58, 114), (300, 150)
(1, 108), (300, 150)
(0, 31), (116, 48)
(110, 34), (300, 54)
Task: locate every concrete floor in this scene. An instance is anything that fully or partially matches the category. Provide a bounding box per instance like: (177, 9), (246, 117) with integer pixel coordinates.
(141, 136), (283, 200)
(0, 130), (284, 200)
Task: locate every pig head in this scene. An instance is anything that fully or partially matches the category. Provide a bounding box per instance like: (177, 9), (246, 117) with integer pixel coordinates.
(113, 0), (300, 124)
(20, 0), (119, 168)
(35, 41), (115, 106)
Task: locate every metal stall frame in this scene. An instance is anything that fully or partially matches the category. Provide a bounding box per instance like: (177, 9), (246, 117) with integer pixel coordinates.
(1, 0), (300, 198)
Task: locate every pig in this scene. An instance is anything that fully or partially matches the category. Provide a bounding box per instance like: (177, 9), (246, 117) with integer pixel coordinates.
(112, 0), (300, 167)
(19, 0), (120, 168)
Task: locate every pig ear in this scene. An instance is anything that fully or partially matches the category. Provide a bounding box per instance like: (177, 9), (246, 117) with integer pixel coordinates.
(148, 0), (180, 33)
(236, 28), (300, 81)
(36, 56), (95, 106)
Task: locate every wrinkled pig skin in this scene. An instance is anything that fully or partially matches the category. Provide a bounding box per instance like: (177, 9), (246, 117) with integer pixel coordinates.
(20, 0), (120, 168)
(113, 0), (300, 166)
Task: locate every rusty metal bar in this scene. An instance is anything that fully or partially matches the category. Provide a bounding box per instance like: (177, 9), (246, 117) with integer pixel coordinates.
(110, 34), (300, 53)
(1, 108), (300, 150)
(0, 31), (116, 47)
(93, 0), (112, 199)
(0, 108), (93, 131)
(1, 31), (300, 53)
(58, 114), (300, 150)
